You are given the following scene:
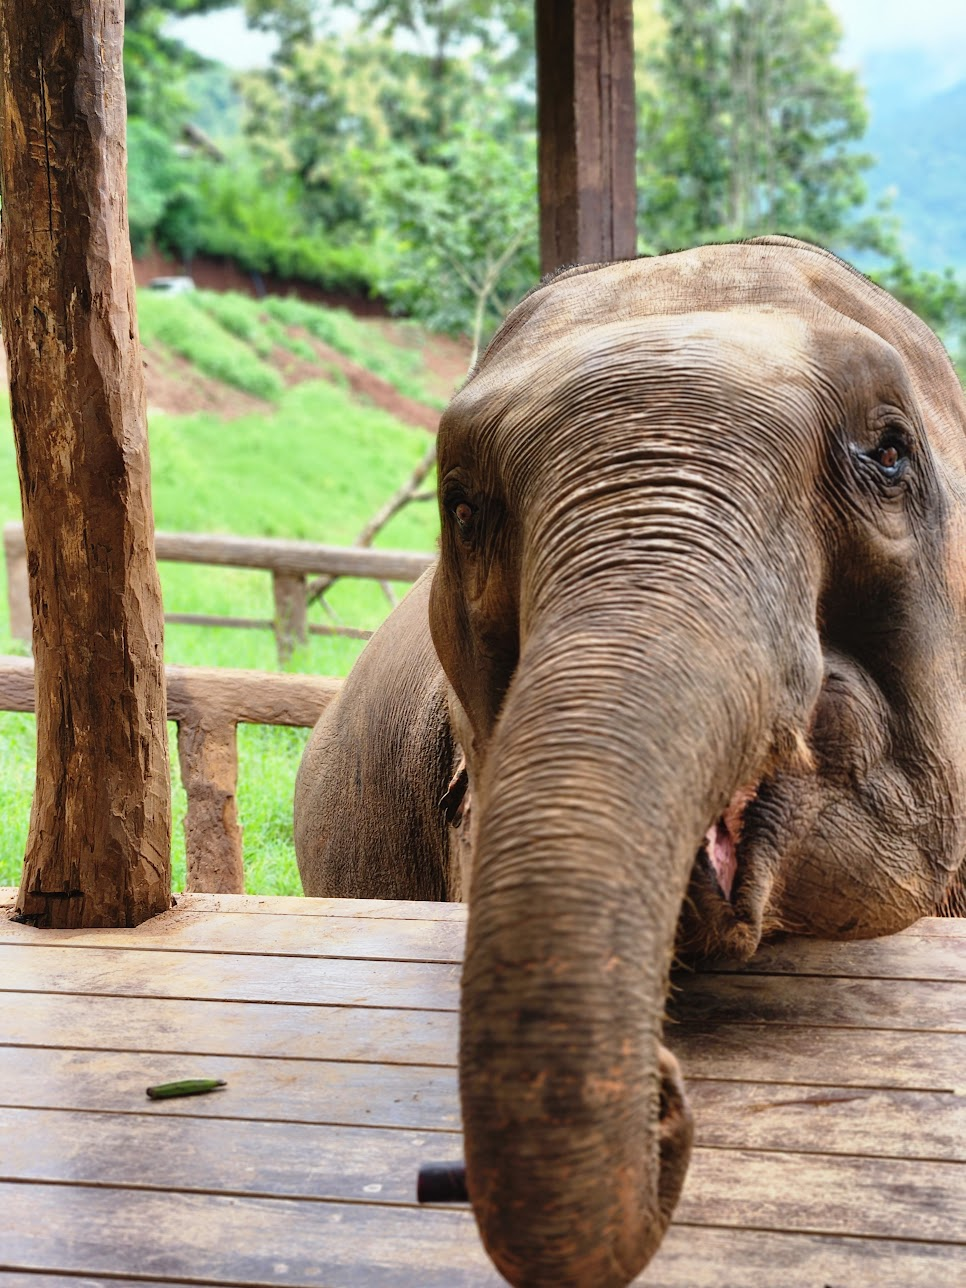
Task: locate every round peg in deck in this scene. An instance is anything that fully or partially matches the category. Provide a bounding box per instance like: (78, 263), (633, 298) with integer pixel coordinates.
(417, 1161), (468, 1203)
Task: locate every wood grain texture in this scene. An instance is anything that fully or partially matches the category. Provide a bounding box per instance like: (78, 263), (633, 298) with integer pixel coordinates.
(0, 942), (460, 1009)
(178, 717), (245, 894)
(0, 991), (460, 1065)
(2, 1107), (961, 1243)
(0, 1046), (464, 1132)
(1, 901), (963, 1284)
(670, 971), (966, 1032)
(0, 1181), (959, 1287)
(535, 0), (637, 271)
(0, 908), (466, 961)
(0, 2), (170, 926)
(3, 1045), (962, 1162)
(0, 888), (467, 919)
(3, 520), (436, 581)
(0, 655), (340, 728)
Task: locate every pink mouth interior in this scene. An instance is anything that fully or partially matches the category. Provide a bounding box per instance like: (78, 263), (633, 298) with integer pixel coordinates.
(703, 784), (757, 902)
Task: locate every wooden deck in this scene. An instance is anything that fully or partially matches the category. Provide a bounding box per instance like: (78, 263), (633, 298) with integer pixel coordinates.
(0, 889), (962, 1287)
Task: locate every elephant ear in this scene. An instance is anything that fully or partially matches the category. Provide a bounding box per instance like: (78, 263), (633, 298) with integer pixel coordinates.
(439, 759), (470, 827)
(938, 868), (966, 916)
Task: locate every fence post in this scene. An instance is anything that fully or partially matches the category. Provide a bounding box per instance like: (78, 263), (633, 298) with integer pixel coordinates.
(177, 716), (244, 894)
(4, 524), (31, 643)
(273, 571), (308, 664)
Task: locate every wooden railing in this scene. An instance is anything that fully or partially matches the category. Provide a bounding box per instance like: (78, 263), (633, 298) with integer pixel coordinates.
(0, 655), (341, 895)
(3, 523), (434, 664)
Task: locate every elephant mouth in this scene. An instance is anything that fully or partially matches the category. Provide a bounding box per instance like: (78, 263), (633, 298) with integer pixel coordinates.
(701, 783), (757, 902)
(680, 781), (772, 962)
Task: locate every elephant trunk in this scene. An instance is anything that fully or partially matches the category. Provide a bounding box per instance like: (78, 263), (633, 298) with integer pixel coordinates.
(460, 586), (817, 1285)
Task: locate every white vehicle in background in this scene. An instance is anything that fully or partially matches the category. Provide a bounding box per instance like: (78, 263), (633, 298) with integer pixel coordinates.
(148, 275), (195, 295)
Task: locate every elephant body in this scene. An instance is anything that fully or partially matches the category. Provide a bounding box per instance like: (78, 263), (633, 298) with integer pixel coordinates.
(295, 238), (966, 1287)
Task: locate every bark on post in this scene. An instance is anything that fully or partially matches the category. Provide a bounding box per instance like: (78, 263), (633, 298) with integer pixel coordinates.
(0, 1), (171, 926)
(535, 0), (637, 274)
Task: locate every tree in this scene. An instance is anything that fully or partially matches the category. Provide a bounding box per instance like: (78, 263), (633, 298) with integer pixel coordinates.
(372, 124), (539, 346)
(639, 0), (885, 254)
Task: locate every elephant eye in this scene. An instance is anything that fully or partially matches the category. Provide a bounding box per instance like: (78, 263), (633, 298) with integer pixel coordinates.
(452, 500), (476, 535)
(876, 444), (899, 470)
(868, 430), (909, 480)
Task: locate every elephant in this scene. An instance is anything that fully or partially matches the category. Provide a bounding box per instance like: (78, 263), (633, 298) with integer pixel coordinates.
(294, 236), (966, 1287)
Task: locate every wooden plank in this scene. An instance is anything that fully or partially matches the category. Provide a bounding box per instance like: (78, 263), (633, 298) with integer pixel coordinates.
(168, 893), (468, 920)
(898, 915), (966, 937)
(672, 1023), (966, 1093)
(0, 655), (340, 728)
(5, 992), (965, 1090)
(0, 910), (466, 963)
(168, 614), (373, 641)
(0, 1106), (458, 1207)
(11, 905), (955, 976)
(647, 1225), (961, 1288)
(3, 1046), (963, 1162)
(0, 1046), (462, 1132)
(679, 1147), (964, 1243)
(0, 1181), (495, 1287)
(3, 1107), (962, 1245)
(715, 931), (966, 981)
(3, 520), (436, 582)
(671, 971), (965, 1033)
(0, 888), (467, 920)
(0, 992), (459, 1065)
(0, 1181), (958, 1287)
(687, 1078), (966, 1162)
(0, 943), (459, 1010)
(0, 1279), (204, 1288)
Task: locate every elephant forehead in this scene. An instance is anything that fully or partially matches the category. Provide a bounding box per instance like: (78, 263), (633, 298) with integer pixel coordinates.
(444, 307), (889, 442)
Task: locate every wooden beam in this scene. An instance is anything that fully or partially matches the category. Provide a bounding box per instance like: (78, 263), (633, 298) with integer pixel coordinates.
(536, 0), (637, 273)
(0, 2), (171, 926)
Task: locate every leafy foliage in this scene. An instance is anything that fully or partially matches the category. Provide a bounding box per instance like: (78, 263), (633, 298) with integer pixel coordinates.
(370, 125), (539, 345)
(122, 0), (966, 351)
(638, 0), (884, 254)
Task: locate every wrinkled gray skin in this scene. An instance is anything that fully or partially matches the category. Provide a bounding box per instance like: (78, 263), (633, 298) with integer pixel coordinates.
(295, 238), (966, 1287)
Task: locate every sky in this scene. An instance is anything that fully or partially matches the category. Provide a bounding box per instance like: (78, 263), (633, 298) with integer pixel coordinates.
(833, 0), (966, 88)
(170, 2), (966, 88)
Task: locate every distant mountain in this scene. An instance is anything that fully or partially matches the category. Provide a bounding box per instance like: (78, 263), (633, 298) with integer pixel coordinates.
(862, 53), (966, 271)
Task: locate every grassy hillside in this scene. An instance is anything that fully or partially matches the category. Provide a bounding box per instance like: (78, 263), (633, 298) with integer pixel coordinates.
(0, 290), (448, 893)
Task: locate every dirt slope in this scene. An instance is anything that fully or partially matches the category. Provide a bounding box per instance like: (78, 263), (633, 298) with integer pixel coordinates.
(0, 318), (473, 427)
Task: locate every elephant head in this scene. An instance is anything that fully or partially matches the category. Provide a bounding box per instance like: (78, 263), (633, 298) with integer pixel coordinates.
(427, 240), (966, 1285)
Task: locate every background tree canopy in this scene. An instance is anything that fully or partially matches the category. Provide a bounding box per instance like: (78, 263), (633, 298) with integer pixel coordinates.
(124, 0), (966, 366)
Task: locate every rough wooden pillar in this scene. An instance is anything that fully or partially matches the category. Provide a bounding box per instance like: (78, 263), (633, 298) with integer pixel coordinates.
(273, 571), (308, 665)
(0, 1), (171, 926)
(535, 0), (637, 273)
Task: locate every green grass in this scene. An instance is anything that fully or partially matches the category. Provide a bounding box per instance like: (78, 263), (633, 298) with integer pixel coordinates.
(260, 295), (444, 406)
(0, 367), (440, 894)
(137, 290), (285, 401)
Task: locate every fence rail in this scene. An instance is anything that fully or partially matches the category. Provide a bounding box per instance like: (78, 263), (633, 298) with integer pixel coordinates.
(3, 524), (435, 663)
(0, 655), (340, 896)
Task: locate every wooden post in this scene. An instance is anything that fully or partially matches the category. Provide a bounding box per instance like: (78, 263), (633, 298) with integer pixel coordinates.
(272, 572), (308, 665)
(535, 0), (637, 274)
(0, 2), (171, 926)
(3, 524), (31, 643)
(177, 718), (244, 895)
